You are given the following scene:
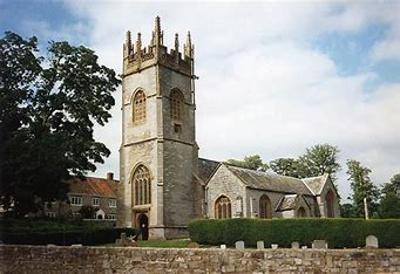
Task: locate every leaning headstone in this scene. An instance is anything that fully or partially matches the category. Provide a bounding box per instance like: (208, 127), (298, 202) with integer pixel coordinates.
(271, 244), (278, 249)
(312, 240), (327, 249)
(291, 242), (300, 249)
(220, 244), (226, 249)
(366, 235), (379, 248)
(257, 241), (264, 249)
(235, 241), (245, 250)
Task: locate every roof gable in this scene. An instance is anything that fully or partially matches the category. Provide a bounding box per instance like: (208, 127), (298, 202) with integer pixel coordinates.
(197, 158), (221, 184)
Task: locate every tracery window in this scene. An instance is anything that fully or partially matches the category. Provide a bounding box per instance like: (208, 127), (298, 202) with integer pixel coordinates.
(170, 89), (184, 121)
(215, 195), (231, 219)
(133, 90), (146, 123)
(132, 165), (151, 206)
(259, 194), (272, 219)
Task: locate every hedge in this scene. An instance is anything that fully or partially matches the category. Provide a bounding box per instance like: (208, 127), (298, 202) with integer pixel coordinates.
(0, 228), (136, 246)
(188, 218), (400, 248)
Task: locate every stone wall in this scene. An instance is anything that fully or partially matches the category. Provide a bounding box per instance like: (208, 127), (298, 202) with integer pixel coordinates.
(1, 245), (399, 274)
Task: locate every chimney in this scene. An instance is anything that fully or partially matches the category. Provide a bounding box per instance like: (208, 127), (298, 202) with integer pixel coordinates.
(107, 172), (114, 181)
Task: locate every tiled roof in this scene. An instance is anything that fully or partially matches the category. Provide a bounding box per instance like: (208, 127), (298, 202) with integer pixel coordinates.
(67, 176), (118, 198)
(225, 164), (314, 195)
(302, 174), (328, 195)
(275, 194), (298, 211)
(198, 158), (220, 183)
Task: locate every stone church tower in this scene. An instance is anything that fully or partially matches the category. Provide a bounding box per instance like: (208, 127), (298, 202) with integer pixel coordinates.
(118, 17), (198, 239)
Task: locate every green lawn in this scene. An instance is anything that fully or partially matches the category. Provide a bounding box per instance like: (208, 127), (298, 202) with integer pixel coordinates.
(137, 239), (192, 248)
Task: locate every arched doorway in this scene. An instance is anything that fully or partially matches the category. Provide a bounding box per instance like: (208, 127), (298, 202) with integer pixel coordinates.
(259, 195), (272, 218)
(137, 213), (149, 240)
(326, 190), (335, 218)
(297, 207), (306, 218)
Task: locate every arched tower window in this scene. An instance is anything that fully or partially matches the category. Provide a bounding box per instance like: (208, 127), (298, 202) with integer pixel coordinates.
(170, 89), (184, 121)
(215, 195), (231, 219)
(259, 194), (272, 219)
(326, 190), (335, 218)
(133, 90), (146, 123)
(132, 165), (151, 206)
(297, 207), (307, 218)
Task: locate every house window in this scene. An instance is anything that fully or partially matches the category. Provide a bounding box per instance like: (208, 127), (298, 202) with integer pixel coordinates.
(92, 197), (100, 206)
(46, 212), (56, 218)
(170, 89), (184, 121)
(132, 165), (151, 206)
(133, 90), (146, 123)
(109, 199), (117, 208)
(106, 214), (116, 220)
(215, 195), (231, 219)
(259, 194), (272, 219)
(70, 196), (82, 206)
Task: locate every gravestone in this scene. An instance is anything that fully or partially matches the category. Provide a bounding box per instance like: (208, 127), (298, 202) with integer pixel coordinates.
(366, 235), (379, 248)
(271, 244), (278, 249)
(220, 244), (226, 249)
(235, 241), (245, 249)
(187, 242), (200, 248)
(291, 242), (300, 249)
(257, 241), (264, 249)
(120, 233), (127, 241)
(312, 240), (327, 249)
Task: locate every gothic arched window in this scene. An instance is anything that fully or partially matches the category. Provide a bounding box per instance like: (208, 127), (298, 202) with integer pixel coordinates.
(259, 194), (272, 219)
(170, 89), (184, 121)
(132, 165), (151, 206)
(133, 90), (146, 123)
(326, 190), (335, 218)
(215, 195), (231, 219)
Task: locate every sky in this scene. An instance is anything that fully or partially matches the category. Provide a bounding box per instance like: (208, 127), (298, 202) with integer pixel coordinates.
(1, 0), (400, 201)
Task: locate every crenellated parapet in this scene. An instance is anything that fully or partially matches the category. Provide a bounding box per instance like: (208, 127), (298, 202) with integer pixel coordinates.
(123, 16), (194, 77)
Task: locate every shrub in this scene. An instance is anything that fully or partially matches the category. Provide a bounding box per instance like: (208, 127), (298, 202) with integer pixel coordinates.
(188, 218), (400, 248)
(1, 227), (136, 245)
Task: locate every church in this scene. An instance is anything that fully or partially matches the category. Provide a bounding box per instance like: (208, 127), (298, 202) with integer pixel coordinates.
(117, 17), (340, 239)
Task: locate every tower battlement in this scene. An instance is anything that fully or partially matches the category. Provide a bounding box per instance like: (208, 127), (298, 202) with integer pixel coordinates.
(123, 16), (194, 77)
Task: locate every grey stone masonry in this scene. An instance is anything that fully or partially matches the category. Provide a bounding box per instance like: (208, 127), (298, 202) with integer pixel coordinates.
(1, 245), (400, 273)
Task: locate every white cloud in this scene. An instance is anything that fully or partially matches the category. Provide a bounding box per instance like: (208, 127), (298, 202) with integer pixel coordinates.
(61, 1), (400, 200)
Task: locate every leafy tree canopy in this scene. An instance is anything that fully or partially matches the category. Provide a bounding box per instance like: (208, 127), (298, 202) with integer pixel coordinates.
(269, 158), (300, 177)
(269, 144), (340, 183)
(0, 32), (121, 216)
(379, 173), (400, 218)
(346, 159), (380, 218)
(226, 154), (269, 171)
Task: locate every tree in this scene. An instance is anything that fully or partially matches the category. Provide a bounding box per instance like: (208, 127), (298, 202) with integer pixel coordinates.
(269, 158), (300, 177)
(379, 173), (400, 218)
(79, 205), (97, 219)
(340, 203), (356, 218)
(298, 144), (340, 181)
(226, 154), (269, 171)
(0, 32), (120, 216)
(346, 160), (380, 218)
